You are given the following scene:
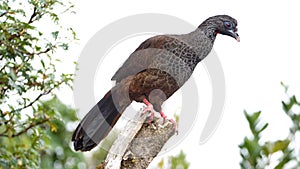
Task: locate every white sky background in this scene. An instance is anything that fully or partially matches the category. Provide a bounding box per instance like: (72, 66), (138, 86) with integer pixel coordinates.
(56, 0), (300, 168)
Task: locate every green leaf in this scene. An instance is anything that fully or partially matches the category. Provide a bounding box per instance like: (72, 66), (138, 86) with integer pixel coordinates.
(51, 31), (59, 40)
(272, 140), (290, 152)
(40, 59), (45, 68)
(251, 111), (261, 123)
(257, 123), (268, 134)
(35, 45), (41, 51)
(69, 27), (78, 40)
(59, 43), (69, 50)
(263, 140), (290, 155)
(243, 137), (261, 156)
(244, 111), (267, 139)
(282, 95), (296, 113)
(244, 110), (261, 126)
(291, 95), (298, 105)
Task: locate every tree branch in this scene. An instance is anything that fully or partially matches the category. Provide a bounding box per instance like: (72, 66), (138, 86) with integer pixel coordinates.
(0, 12), (8, 17)
(0, 118), (49, 137)
(12, 118), (49, 137)
(12, 81), (63, 113)
(97, 111), (175, 169)
(28, 6), (37, 24)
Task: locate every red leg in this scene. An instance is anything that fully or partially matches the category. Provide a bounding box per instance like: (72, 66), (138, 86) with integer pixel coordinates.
(142, 98), (151, 106)
(142, 98), (155, 124)
(142, 98), (154, 114)
(159, 111), (167, 122)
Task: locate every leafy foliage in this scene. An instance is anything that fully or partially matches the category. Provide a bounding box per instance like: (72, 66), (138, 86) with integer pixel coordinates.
(158, 150), (190, 169)
(0, 0), (79, 168)
(240, 83), (300, 169)
(39, 97), (86, 169)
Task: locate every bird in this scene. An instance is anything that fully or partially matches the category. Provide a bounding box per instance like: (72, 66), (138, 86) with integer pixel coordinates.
(72, 15), (239, 151)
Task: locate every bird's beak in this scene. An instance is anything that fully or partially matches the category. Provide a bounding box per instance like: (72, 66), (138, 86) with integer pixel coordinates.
(228, 30), (240, 42)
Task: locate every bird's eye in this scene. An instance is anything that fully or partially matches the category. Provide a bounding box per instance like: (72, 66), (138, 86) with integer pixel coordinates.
(224, 21), (233, 29)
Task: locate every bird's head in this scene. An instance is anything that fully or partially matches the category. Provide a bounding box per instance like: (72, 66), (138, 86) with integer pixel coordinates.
(199, 15), (240, 42)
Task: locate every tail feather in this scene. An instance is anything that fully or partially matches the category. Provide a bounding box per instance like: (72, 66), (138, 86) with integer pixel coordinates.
(72, 90), (126, 151)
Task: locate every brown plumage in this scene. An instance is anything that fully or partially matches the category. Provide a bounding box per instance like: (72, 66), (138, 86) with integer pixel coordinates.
(72, 15), (239, 151)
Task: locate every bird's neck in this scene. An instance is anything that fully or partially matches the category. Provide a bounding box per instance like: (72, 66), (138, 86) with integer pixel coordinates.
(181, 28), (214, 61)
(198, 22), (218, 43)
(180, 28), (214, 46)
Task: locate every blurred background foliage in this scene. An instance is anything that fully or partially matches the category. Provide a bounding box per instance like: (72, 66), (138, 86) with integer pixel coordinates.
(39, 97), (86, 169)
(157, 150), (190, 169)
(0, 0), (84, 168)
(240, 83), (300, 169)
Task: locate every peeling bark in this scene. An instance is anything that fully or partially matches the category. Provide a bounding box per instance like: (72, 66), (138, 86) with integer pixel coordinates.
(97, 112), (175, 169)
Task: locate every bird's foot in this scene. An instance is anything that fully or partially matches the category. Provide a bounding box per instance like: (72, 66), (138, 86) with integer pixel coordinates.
(159, 111), (167, 123)
(142, 98), (178, 134)
(159, 111), (178, 135)
(142, 99), (156, 124)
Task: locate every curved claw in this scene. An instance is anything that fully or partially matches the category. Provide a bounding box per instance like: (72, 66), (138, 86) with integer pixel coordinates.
(159, 111), (178, 134)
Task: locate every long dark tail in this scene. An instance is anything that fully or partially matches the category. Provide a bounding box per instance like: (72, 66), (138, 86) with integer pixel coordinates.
(72, 90), (128, 151)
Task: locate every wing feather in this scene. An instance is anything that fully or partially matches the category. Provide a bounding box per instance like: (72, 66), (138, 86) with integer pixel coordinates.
(111, 35), (175, 82)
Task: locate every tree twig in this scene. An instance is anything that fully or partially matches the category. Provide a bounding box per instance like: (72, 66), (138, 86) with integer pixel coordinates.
(12, 118), (49, 137)
(12, 81), (63, 113)
(0, 12), (8, 17)
(0, 118), (49, 137)
(28, 6), (37, 24)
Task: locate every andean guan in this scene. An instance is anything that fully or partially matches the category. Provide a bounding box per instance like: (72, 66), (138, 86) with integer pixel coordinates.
(72, 15), (239, 151)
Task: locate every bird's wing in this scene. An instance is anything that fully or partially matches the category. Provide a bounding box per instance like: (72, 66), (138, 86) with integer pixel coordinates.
(111, 35), (175, 83)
